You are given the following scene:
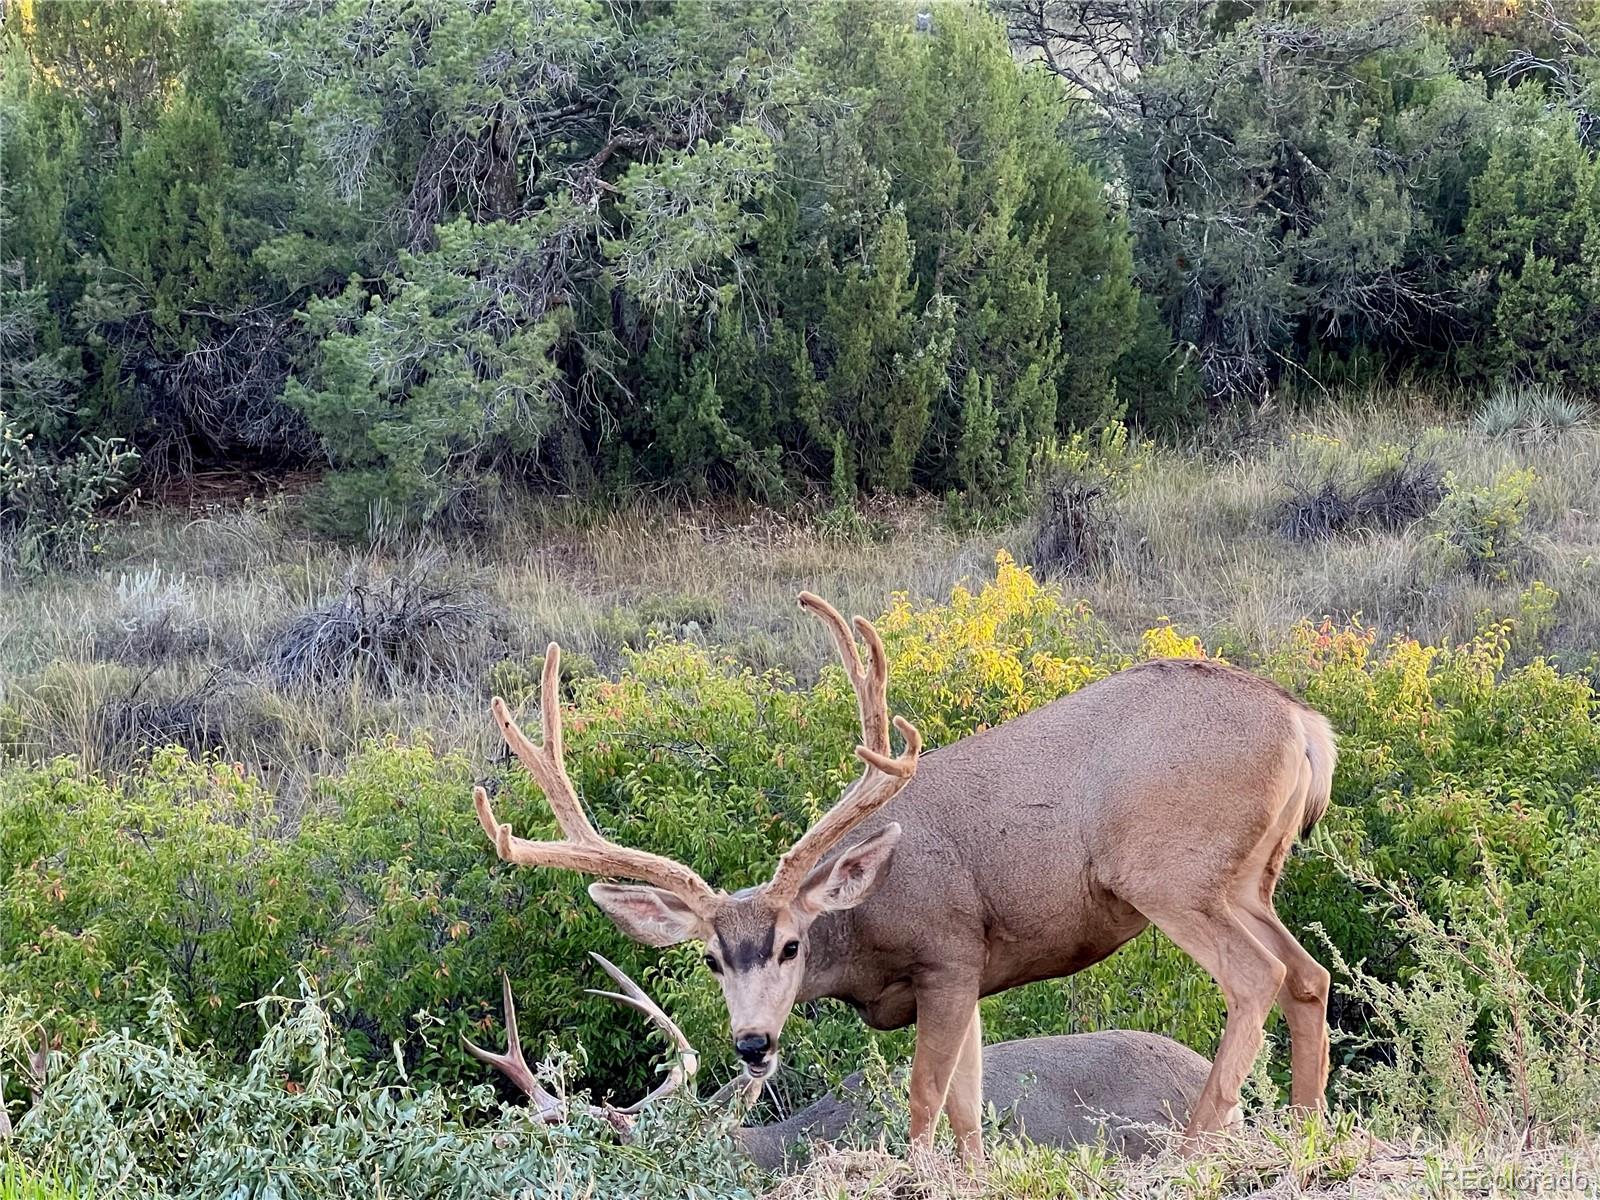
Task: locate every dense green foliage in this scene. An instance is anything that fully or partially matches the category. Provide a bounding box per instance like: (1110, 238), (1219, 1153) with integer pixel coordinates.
(0, 0), (1138, 540)
(4, 558), (1596, 1109)
(7, 1), (1600, 549)
(2, 983), (753, 1200)
(1007, 1), (1600, 401)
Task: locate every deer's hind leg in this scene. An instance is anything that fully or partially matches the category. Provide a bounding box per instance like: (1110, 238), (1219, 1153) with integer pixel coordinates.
(1137, 899), (1286, 1138)
(1235, 791), (1331, 1111)
(1239, 901), (1329, 1110)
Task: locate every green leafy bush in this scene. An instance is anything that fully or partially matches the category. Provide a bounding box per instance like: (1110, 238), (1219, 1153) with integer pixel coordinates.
(0, 751), (318, 1052)
(2, 982), (754, 1200)
(1268, 612), (1600, 1010)
(284, 220), (567, 536)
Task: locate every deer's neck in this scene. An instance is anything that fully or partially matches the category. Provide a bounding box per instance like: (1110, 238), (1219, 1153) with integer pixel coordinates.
(800, 907), (869, 1005)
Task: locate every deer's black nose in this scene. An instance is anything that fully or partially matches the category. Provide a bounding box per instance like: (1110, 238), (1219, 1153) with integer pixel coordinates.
(734, 1032), (771, 1063)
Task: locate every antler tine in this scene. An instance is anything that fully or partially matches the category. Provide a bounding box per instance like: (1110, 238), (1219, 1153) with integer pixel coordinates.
(28, 1036), (46, 1097)
(462, 972), (566, 1122)
(1, 1032), (49, 1138)
(798, 591), (889, 756)
(474, 643), (719, 914)
(584, 952), (699, 1116)
(767, 595), (923, 900)
(708, 1072), (767, 1107)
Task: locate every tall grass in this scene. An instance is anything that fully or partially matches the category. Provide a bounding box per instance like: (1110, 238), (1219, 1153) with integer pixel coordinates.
(2, 388), (1596, 801)
(0, 1163), (85, 1200)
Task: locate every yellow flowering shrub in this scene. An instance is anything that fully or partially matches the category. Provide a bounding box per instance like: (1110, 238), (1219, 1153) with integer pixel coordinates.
(870, 552), (1117, 744)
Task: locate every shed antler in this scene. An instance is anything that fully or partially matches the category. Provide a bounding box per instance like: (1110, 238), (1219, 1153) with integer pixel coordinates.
(767, 593), (922, 900)
(474, 644), (719, 916)
(464, 953), (704, 1134)
(0, 1034), (48, 1141)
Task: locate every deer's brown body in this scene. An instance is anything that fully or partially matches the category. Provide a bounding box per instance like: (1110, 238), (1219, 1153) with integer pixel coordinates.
(789, 657), (1335, 1152)
(473, 599), (1335, 1164)
(803, 657), (1329, 1017)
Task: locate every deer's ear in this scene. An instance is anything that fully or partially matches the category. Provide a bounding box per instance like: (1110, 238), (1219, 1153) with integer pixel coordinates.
(589, 883), (710, 947)
(796, 823), (902, 916)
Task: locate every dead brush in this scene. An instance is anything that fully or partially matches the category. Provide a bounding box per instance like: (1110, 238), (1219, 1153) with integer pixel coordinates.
(84, 671), (283, 773)
(1027, 428), (1138, 577)
(1277, 451), (1444, 541)
(1030, 474), (1110, 576)
(1355, 457), (1447, 531)
(261, 558), (497, 693)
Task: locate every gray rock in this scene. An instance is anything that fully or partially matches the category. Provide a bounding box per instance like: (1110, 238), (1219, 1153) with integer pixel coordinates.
(737, 1030), (1210, 1171)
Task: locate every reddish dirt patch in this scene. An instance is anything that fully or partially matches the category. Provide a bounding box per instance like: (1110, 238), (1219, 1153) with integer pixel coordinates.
(135, 468), (323, 515)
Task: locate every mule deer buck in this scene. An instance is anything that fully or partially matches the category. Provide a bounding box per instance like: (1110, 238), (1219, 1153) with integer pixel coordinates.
(474, 593), (1336, 1162)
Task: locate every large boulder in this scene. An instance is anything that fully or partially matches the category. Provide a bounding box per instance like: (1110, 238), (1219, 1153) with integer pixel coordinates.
(738, 1030), (1210, 1171)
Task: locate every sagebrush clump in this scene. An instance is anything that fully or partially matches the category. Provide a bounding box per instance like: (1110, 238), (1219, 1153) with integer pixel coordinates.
(262, 560), (496, 692)
(1473, 382), (1590, 442)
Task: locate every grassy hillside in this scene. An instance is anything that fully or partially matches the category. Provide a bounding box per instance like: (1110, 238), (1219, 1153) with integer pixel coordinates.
(2, 390), (1598, 1196)
(3, 388), (1596, 795)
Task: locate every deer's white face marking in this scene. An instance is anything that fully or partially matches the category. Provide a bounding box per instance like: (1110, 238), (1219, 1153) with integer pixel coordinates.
(704, 898), (808, 1079)
(588, 826), (903, 1080)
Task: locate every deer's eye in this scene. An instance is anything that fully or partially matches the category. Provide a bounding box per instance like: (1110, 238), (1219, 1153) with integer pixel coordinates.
(703, 954), (722, 975)
(779, 939), (800, 963)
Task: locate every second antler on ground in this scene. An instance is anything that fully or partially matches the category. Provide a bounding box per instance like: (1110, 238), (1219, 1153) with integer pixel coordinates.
(463, 952), (705, 1137)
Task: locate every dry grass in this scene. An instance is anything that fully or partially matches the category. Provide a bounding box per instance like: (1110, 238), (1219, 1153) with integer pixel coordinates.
(0, 493), (1009, 797)
(765, 1126), (1600, 1199)
(469, 495), (1007, 676)
(1, 388), (1596, 796)
(1060, 393), (1600, 660)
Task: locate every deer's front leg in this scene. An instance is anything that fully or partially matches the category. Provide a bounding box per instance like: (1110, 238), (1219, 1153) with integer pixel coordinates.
(943, 1005), (985, 1164)
(908, 976), (982, 1156)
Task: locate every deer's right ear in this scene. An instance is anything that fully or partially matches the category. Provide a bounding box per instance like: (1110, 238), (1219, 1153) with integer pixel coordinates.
(796, 823), (902, 915)
(588, 883), (710, 947)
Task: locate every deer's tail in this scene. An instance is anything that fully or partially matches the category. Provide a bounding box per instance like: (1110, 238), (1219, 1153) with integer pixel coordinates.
(1297, 709), (1337, 838)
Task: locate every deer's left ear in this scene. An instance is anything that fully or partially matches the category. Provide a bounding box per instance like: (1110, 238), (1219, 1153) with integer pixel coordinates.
(796, 823), (902, 915)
